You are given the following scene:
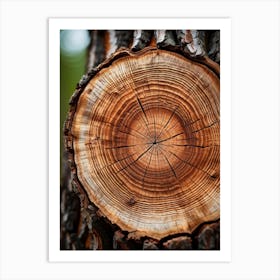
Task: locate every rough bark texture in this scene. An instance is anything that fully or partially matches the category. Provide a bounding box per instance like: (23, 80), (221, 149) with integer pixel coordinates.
(61, 30), (220, 250)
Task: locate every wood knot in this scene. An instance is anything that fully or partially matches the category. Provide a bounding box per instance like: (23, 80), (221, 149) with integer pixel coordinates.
(111, 91), (120, 97)
(210, 172), (219, 179)
(127, 197), (136, 206)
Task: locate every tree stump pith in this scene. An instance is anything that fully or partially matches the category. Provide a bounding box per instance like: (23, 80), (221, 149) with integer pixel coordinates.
(65, 46), (220, 242)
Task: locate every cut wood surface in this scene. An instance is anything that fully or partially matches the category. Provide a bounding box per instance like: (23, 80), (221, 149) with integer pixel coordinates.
(65, 47), (220, 240)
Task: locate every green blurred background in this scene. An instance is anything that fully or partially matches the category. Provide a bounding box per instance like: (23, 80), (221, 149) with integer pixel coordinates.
(60, 30), (90, 178)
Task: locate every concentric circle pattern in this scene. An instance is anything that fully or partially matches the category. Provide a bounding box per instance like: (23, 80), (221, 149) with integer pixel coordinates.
(71, 50), (220, 239)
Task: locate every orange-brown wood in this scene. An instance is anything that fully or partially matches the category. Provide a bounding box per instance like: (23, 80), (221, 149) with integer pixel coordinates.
(67, 48), (220, 240)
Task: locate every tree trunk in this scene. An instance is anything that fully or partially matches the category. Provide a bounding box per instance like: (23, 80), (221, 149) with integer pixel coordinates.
(61, 30), (220, 250)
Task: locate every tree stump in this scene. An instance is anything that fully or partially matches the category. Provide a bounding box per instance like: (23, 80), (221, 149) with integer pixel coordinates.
(62, 30), (220, 250)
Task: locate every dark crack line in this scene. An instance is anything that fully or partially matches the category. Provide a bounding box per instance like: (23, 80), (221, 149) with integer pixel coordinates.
(126, 61), (151, 137)
(153, 111), (157, 142)
(161, 147), (213, 177)
(136, 96), (153, 139)
(192, 121), (219, 133)
(142, 146), (154, 185)
(117, 144), (153, 173)
(162, 120), (183, 136)
(186, 117), (201, 126)
(136, 96), (148, 120)
(147, 131), (184, 145)
(156, 146), (159, 178)
(105, 144), (147, 149)
(156, 132), (184, 144)
(183, 115), (219, 131)
(175, 136), (198, 142)
(156, 106), (178, 140)
(161, 143), (220, 148)
(159, 146), (178, 180)
(85, 138), (102, 146)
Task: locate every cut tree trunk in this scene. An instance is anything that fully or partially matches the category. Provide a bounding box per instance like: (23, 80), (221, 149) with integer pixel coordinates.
(61, 30), (220, 250)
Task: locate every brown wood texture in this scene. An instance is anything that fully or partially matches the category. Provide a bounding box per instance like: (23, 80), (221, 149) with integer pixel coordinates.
(62, 30), (220, 249)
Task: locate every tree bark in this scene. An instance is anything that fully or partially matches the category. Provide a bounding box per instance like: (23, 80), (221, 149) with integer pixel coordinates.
(61, 30), (220, 250)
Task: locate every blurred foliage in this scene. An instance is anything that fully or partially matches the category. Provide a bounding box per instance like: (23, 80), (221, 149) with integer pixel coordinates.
(60, 30), (90, 178)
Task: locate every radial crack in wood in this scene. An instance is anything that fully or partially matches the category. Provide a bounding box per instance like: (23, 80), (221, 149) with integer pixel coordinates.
(65, 48), (220, 240)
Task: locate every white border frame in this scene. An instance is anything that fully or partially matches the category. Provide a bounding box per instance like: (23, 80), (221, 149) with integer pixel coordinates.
(49, 18), (231, 262)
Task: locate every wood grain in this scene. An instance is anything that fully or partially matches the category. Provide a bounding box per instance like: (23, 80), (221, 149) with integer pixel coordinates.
(66, 48), (220, 240)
